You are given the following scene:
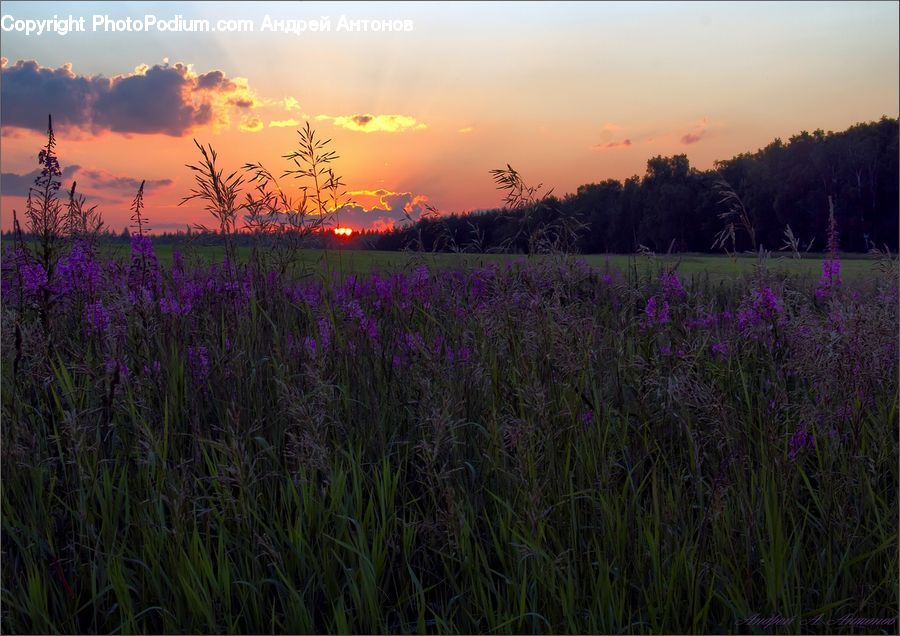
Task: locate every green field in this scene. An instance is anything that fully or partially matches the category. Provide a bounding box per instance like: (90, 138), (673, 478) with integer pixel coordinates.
(78, 242), (890, 282)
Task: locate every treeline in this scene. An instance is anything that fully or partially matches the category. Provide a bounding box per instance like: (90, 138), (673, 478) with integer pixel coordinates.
(3, 118), (896, 254)
(366, 117), (898, 254)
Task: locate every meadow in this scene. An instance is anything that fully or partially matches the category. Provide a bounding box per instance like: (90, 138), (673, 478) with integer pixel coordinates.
(46, 240), (890, 280)
(1, 232), (898, 634)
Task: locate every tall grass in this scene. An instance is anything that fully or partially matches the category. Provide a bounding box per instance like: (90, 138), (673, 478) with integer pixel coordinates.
(1, 244), (897, 633)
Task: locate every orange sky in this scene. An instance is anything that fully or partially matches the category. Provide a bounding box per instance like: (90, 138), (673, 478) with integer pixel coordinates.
(1, 1), (898, 232)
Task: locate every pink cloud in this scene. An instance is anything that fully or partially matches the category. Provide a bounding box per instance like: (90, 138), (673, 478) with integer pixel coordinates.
(680, 117), (709, 145)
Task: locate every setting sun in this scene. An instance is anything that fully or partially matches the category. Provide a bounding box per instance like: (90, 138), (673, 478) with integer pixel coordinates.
(333, 227), (353, 237)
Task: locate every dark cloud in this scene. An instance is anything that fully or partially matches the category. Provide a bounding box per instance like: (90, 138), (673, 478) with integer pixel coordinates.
(0, 59), (94, 132)
(77, 169), (173, 192)
(1, 165), (171, 198)
(352, 114), (373, 125)
(94, 64), (213, 135)
(593, 138), (632, 149)
(680, 131), (705, 145)
(1, 165), (80, 196)
(0, 58), (253, 136)
(195, 70), (236, 92)
(228, 97), (255, 108)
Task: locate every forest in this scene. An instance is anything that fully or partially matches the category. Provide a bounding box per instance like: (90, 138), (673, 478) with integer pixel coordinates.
(363, 117), (898, 254)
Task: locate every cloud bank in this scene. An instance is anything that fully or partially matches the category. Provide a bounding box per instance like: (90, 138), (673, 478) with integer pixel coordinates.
(1, 165), (172, 197)
(0, 58), (258, 136)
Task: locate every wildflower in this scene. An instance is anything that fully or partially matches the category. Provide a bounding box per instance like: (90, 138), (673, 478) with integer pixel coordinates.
(360, 316), (378, 341)
(815, 258), (842, 300)
(128, 234), (162, 294)
(317, 318), (332, 351)
(20, 261), (48, 295)
(660, 270), (686, 301)
(84, 299), (111, 335)
(816, 202), (842, 300)
(57, 241), (101, 297)
(143, 360), (162, 375)
(104, 356), (130, 380)
(687, 312), (717, 329)
(160, 296), (187, 316)
(187, 346), (210, 385)
(448, 346), (472, 364)
(710, 341), (729, 358)
(738, 286), (782, 330)
(788, 427), (815, 459)
(130, 234), (157, 264)
(753, 287), (782, 321)
(579, 410), (594, 425)
(645, 295), (670, 325)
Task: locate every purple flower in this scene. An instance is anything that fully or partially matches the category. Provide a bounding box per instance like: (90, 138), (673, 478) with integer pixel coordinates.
(104, 356), (130, 380)
(738, 286), (783, 330)
(660, 271), (685, 301)
(788, 427), (815, 459)
(402, 331), (425, 351)
(579, 410), (594, 425)
(160, 297), (187, 316)
(686, 312), (717, 329)
(645, 295), (670, 325)
(317, 318), (332, 351)
(753, 287), (782, 320)
(84, 300), (111, 335)
(448, 346), (472, 364)
(20, 261), (48, 295)
(128, 234), (161, 294)
(710, 341), (729, 358)
(130, 234), (157, 262)
(143, 360), (162, 375)
(57, 241), (101, 297)
(187, 346), (210, 385)
(815, 258), (842, 300)
(360, 316), (378, 341)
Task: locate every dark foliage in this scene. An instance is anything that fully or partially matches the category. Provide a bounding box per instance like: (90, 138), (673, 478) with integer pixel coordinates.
(365, 117), (898, 254)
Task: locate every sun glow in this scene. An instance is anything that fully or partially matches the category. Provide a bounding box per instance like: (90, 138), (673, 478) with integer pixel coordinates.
(334, 227), (354, 237)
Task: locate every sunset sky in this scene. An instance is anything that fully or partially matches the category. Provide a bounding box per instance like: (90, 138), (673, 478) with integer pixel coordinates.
(1, 1), (898, 232)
